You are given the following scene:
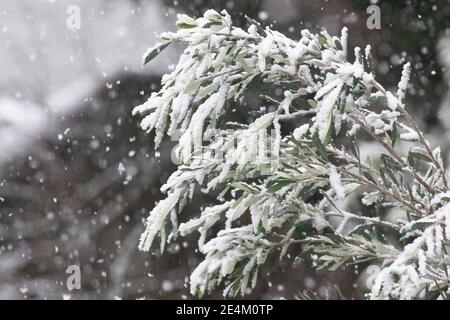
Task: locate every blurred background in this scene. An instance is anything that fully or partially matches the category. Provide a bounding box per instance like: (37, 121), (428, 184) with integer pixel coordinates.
(0, 0), (449, 299)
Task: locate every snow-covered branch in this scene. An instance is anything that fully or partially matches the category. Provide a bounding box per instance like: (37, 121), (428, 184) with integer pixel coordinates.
(133, 9), (450, 299)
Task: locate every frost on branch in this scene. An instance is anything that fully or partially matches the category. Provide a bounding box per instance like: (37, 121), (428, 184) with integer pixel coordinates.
(133, 10), (450, 299)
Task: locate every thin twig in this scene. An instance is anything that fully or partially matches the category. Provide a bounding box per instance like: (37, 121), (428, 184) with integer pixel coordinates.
(341, 168), (424, 216)
(372, 79), (448, 189)
(355, 118), (437, 194)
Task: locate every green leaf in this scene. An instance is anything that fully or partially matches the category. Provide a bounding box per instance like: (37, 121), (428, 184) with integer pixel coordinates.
(299, 184), (317, 201)
(245, 16), (266, 36)
(143, 42), (172, 66)
(349, 223), (377, 237)
(267, 179), (292, 193)
(244, 73), (264, 92)
(328, 258), (347, 271)
(177, 22), (197, 29)
(408, 151), (431, 167)
(323, 111), (334, 145)
(385, 166), (399, 186)
(291, 219), (314, 238)
(378, 166), (388, 186)
(388, 122), (397, 147)
(203, 21), (223, 28)
(318, 35), (327, 47)
(380, 153), (401, 171)
(349, 135), (360, 161)
(291, 97), (312, 110)
(362, 170), (376, 184)
(323, 234), (346, 245)
(312, 132), (328, 160)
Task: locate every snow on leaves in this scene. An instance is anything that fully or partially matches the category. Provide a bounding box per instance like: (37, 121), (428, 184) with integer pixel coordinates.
(134, 9), (450, 299)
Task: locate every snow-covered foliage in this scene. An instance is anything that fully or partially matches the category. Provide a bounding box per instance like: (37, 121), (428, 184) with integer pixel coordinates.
(134, 10), (450, 299)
